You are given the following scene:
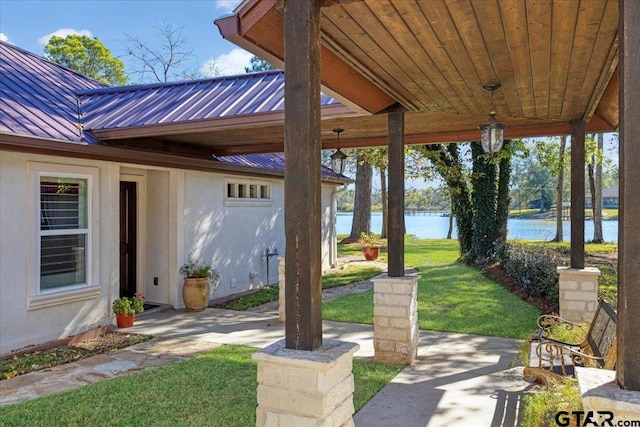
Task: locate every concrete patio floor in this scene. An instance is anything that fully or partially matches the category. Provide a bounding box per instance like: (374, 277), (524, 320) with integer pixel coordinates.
(0, 307), (534, 426)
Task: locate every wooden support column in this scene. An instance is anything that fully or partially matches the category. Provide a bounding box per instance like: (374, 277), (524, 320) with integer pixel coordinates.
(617, 0), (640, 391)
(283, 0), (322, 351)
(388, 110), (405, 277)
(570, 119), (585, 269)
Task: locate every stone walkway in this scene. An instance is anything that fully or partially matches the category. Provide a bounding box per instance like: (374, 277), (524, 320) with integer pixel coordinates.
(0, 258), (533, 425)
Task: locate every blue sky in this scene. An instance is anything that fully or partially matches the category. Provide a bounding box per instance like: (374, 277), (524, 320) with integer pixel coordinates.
(0, 0), (253, 77)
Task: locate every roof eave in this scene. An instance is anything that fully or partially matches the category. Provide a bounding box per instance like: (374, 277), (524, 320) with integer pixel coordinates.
(0, 132), (351, 184)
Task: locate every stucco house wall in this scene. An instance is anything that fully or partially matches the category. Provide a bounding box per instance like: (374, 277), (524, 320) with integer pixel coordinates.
(0, 151), (339, 354)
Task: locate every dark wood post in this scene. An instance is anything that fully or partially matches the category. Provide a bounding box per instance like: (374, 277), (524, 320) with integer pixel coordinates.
(617, 0), (640, 391)
(283, 0), (323, 350)
(570, 119), (585, 269)
(388, 110), (405, 277)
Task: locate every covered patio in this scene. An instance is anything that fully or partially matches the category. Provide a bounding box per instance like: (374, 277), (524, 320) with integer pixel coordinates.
(212, 0), (638, 425)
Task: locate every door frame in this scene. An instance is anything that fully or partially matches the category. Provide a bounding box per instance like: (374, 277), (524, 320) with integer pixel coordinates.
(119, 173), (146, 299)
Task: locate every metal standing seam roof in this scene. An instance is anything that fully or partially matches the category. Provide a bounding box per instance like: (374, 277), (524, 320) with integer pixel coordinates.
(76, 71), (341, 131)
(0, 41), (345, 180)
(217, 152), (341, 178)
(0, 41), (105, 143)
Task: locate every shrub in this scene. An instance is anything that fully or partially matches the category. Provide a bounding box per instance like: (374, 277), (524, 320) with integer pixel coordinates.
(495, 242), (560, 310)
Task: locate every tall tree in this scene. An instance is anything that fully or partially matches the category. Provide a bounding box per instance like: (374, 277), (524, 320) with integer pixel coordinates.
(495, 140), (512, 242)
(344, 152), (373, 243)
(360, 148), (389, 238)
(471, 142), (498, 262)
(592, 133), (604, 243)
(535, 136), (569, 241)
(125, 22), (210, 83)
(44, 35), (127, 86)
(415, 143), (474, 256)
(245, 56), (276, 72)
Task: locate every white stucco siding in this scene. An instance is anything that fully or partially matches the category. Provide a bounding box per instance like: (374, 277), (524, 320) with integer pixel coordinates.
(181, 171), (284, 301)
(179, 170), (338, 302)
(0, 151), (119, 355)
(0, 149), (340, 354)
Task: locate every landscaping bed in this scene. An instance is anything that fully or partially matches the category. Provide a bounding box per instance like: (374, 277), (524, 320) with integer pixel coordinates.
(1, 332), (151, 380)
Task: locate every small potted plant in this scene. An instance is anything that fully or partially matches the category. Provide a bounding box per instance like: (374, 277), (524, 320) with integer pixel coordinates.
(179, 255), (220, 312)
(112, 294), (145, 328)
(360, 231), (381, 261)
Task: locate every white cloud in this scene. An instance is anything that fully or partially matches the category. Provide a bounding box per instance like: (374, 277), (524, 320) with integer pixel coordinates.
(37, 28), (93, 45)
(0, 33), (9, 43)
(214, 0), (241, 14)
(202, 48), (253, 77)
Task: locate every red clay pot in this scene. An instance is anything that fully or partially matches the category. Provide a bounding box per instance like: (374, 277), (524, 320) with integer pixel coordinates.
(362, 246), (380, 261)
(116, 313), (135, 328)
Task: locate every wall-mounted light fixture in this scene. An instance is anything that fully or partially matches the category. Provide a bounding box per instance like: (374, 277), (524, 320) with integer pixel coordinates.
(478, 84), (506, 156)
(330, 127), (347, 176)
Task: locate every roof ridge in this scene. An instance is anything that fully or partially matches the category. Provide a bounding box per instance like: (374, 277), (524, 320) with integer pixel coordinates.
(76, 70), (284, 96)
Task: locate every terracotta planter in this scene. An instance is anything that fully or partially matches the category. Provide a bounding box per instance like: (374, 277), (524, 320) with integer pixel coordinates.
(116, 313), (135, 328)
(362, 246), (380, 261)
(183, 277), (210, 312)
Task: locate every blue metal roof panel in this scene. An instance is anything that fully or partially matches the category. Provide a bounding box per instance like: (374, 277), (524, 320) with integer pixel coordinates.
(0, 41), (105, 143)
(77, 71), (340, 131)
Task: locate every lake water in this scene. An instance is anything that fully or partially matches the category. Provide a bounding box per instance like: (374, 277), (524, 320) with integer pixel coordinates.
(336, 212), (619, 243)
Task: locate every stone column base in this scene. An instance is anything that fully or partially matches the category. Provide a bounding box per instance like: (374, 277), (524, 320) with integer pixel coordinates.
(372, 273), (419, 365)
(254, 339), (359, 427)
(557, 266), (600, 323)
(278, 257), (285, 322)
(576, 367), (640, 422)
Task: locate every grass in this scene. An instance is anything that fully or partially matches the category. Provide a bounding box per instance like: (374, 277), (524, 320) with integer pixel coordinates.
(520, 380), (583, 427)
(516, 239), (618, 254)
(325, 238), (542, 340)
(0, 344), (402, 426)
(219, 264), (383, 311)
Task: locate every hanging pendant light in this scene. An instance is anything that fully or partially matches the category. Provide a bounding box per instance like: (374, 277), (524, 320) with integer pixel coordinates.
(478, 84), (506, 156)
(330, 127), (347, 176)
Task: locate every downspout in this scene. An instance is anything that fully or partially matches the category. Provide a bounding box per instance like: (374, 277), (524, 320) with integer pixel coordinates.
(330, 183), (348, 268)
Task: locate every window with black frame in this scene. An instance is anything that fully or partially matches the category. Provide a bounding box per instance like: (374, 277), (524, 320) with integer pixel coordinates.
(39, 177), (88, 291)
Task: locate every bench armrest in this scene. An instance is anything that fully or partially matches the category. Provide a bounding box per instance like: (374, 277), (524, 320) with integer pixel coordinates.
(534, 315), (587, 346)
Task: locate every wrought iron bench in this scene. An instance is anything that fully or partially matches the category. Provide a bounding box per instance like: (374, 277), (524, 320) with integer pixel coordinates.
(523, 298), (617, 386)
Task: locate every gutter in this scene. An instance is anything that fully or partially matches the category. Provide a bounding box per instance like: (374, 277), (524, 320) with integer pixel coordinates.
(0, 132), (352, 185)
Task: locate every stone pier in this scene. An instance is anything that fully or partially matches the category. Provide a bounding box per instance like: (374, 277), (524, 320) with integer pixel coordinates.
(372, 273), (419, 365)
(253, 339), (359, 427)
(557, 266), (600, 323)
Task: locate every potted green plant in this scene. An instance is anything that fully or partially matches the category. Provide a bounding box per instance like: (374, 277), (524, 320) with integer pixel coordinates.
(179, 255), (220, 312)
(360, 231), (381, 261)
(112, 294), (144, 328)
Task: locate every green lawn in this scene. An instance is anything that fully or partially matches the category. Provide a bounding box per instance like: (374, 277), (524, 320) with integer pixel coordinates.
(0, 345), (402, 426)
(325, 238), (541, 340)
(219, 264), (383, 310)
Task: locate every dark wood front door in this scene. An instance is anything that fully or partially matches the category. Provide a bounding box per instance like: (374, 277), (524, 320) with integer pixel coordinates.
(119, 181), (137, 298)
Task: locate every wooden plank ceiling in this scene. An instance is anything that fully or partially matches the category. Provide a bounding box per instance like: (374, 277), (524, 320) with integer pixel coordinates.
(108, 0), (621, 156)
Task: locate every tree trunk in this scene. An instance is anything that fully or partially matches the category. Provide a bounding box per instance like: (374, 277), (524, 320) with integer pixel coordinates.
(380, 166), (388, 238)
(446, 208), (453, 239)
(471, 142), (498, 263)
(587, 158), (597, 242)
(552, 136), (566, 242)
(345, 154), (372, 242)
(593, 133), (604, 243)
(496, 140), (511, 243)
